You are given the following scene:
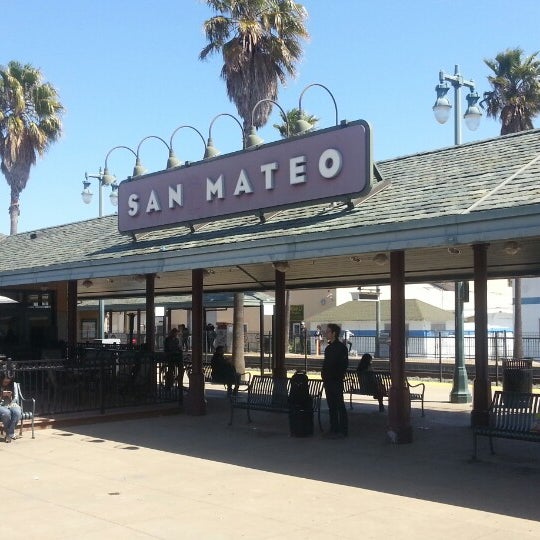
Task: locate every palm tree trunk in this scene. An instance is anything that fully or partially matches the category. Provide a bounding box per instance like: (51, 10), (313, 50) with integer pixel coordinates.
(9, 200), (19, 235)
(513, 277), (523, 360)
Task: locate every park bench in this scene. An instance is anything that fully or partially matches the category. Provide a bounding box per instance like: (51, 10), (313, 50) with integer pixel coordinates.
(229, 374), (324, 430)
(344, 370), (425, 416)
(472, 391), (540, 460)
(1, 382), (35, 439)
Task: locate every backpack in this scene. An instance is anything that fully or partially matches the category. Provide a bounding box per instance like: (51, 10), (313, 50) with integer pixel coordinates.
(289, 370), (312, 409)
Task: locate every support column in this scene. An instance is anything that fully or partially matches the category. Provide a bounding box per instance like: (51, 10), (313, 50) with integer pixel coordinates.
(186, 268), (206, 415)
(450, 281), (472, 403)
(145, 274), (155, 352)
(127, 313), (135, 346)
(273, 269), (287, 378)
(471, 243), (491, 427)
(67, 280), (78, 360)
(388, 250), (412, 444)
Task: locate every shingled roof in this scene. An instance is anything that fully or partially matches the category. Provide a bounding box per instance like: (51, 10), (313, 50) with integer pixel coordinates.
(306, 299), (453, 324)
(0, 128), (539, 297)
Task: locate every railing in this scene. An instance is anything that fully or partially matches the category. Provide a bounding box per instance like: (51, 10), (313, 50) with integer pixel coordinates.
(14, 349), (184, 417)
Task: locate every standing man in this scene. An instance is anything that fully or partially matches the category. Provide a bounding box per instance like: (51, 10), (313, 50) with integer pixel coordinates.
(321, 323), (349, 438)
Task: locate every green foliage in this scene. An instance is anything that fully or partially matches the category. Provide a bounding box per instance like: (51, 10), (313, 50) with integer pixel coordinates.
(200, 0), (309, 131)
(0, 61), (64, 234)
(273, 107), (318, 137)
(483, 48), (540, 135)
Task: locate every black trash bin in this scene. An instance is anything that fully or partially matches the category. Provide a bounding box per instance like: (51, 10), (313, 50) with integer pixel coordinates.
(502, 359), (533, 393)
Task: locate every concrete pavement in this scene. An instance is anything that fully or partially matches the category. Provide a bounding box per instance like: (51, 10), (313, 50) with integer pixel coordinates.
(6, 382), (540, 539)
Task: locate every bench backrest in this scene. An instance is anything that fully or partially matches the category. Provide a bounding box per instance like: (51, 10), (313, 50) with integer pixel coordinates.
(249, 375), (289, 408)
(248, 375), (324, 409)
(490, 391), (540, 432)
(345, 370), (391, 396)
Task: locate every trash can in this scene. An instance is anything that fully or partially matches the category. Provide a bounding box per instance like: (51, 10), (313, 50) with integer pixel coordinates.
(502, 359), (533, 393)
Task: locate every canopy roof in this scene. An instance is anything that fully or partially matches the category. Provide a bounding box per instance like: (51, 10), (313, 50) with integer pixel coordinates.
(1, 129), (539, 298)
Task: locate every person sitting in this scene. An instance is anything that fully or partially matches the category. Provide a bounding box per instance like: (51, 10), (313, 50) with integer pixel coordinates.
(357, 353), (385, 412)
(0, 362), (22, 443)
(356, 353), (373, 373)
(210, 346), (240, 396)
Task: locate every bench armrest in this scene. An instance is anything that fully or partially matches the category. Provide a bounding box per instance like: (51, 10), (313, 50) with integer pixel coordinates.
(407, 380), (425, 395)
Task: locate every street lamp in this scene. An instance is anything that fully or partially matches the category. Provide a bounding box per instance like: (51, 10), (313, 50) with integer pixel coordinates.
(246, 99), (290, 148)
(204, 113), (245, 158)
(433, 65), (482, 145)
(297, 83), (339, 133)
(433, 65), (478, 404)
(83, 144), (137, 340)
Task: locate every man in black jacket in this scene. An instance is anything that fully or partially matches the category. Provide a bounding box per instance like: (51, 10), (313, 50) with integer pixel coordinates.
(321, 323), (349, 438)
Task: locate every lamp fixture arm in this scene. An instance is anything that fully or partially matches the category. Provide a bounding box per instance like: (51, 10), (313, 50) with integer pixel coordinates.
(104, 145), (137, 171)
(169, 125), (207, 152)
(298, 83), (339, 126)
(251, 99), (290, 137)
(207, 113), (245, 149)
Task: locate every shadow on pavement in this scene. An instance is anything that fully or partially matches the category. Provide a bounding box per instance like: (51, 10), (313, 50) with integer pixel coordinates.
(57, 391), (540, 523)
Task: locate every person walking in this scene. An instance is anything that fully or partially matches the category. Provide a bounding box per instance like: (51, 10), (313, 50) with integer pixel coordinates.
(321, 323), (348, 438)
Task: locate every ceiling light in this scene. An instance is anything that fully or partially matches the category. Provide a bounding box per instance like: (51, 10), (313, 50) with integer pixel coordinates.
(503, 240), (520, 256)
(448, 247), (462, 255)
(372, 253), (388, 266)
(82, 279), (93, 288)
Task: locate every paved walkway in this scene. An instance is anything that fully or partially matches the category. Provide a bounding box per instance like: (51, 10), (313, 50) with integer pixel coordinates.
(8, 382), (540, 539)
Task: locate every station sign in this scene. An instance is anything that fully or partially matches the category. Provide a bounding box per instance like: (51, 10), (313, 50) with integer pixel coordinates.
(117, 120), (372, 233)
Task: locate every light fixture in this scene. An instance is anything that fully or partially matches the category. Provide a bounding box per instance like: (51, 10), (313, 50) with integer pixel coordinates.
(81, 178), (93, 204)
(433, 66), (482, 143)
(349, 256), (362, 263)
(448, 246), (462, 255)
(82, 279), (93, 288)
(433, 82), (452, 124)
(297, 82), (339, 133)
(203, 268), (215, 276)
(246, 99), (289, 149)
(169, 124), (207, 166)
(272, 261), (290, 273)
(373, 253), (388, 266)
(503, 240), (520, 256)
(204, 113), (244, 158)
(463, 91), (482, 131)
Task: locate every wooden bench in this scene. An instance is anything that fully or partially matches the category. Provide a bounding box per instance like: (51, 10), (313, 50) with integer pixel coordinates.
(229, 375), (324, 430)
(472, 391), (540, 460)
(1, 382), (35, 439)
(344, 370), (425, 416)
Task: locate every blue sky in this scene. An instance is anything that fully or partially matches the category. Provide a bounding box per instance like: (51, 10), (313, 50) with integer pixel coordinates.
(2, 0), (539, 235)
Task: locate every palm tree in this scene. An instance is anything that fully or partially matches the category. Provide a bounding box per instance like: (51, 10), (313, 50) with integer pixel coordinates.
(273, 107), (318, 137)
(0, 61), (64, 235)
(200, 0), (309, 132)
(201, 1), (308, 374)
(483, 48), (540, 360)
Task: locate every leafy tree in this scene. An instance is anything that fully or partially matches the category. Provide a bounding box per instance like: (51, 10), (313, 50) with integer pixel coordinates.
(483, 48), (540, 360)
(200, 0), (309, 132)
(0, 61), (64, 234)
(273, 107), (318, 137)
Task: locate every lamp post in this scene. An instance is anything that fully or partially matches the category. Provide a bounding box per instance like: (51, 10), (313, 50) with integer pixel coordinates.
(83, 145), (137, 340)
(433, 65), (479, 404)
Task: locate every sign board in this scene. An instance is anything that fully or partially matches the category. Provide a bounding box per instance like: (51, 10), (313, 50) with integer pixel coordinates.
(118, 120), (372, 233)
